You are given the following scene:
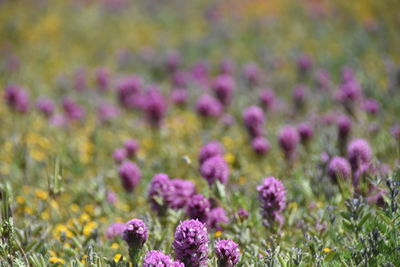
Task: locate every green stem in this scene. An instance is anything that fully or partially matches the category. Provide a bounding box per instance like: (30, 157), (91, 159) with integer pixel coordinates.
(128, 247), (141, 267)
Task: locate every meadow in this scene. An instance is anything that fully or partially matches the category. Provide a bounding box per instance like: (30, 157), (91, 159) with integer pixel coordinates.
(0, 0), (400, 266)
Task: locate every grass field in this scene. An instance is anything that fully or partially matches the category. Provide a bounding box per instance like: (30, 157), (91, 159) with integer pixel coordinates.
(0, 0), (400, 266)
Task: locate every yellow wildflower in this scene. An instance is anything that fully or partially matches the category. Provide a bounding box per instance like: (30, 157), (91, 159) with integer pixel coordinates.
(224, 153), (235, 165)
(79, 213), (91, 223)
(70, 204), (80, 213)
(16, 196), (25, 205)
(53, 224), (73, 239)
(49, 257), (65, 264)
(214, 231), (222, 238)
(111, 243), (120, 250)
(41, 211), (50, 220)
(35, 189), (48, 200)
(114, 253), (123, 262)
(288, 202), (298, 211)
(83, 221), (98, 236)
(323, 248), (332, 253)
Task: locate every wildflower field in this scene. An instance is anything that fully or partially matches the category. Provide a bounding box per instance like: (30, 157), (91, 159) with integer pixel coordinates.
(1, 0), (400, 266)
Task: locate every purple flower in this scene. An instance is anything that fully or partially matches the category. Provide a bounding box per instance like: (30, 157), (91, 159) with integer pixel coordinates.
(148, 173), (174, 214)
(97, 102), (119, 123)
(243, 106), (265, 138)
(293, 85), (306, 110)
(62, 98), (85, 121)
(124, 139), (139, 158)
(212, 75), (235, 106)
(173, 219), (209, 267)
(341, 67), (355, 84)
(49, 114), (67, 127)
(171, 71), (190, 87)
(123, 219), (148, 249)
(251, 137), (270, 156)
(237, 208), (249, 220)
(169, 179), (196, 209)
(4, 84), (29, 113)
(166, 52), (181, 72)
(118, 161), (141, 192)
(187, 194), (211, 223)
(199, 141), (224, 164)
(336, 80), (362, 107)
(106, 190), (117, 204)
(143, 88), (168, 128)
(391, 125), (400, 141)
(278, 126), (300, 160)
(116, 76), (143, 109)
(191, 60), (209, 85)
(220, 114), (235, 127)
(196, 94), (223, 118)
(257, 177), (286, 226)
(362, 98), (380, 115)
(243, 63), (260, 86)
(95, 67), (110, 91)
(259, 88), (276, 111)
(314, 69), (330, 90)
(215, 239), (240, 267)
(327, 157), (352, 182)
(296, 54), (313, 73)
(171, 88), (188, 107)
(207, 207), (228, 230)
(200, 156), (229, 186)
(337, 115), (352, 141)
(113, 148), (126, 164)
(297, 123), (313, 144)
(219, 58), (235, 75)
(36, 97), (54, 117)
(73, 68), (87, 91)
(143, 250), (184, 267)
(106, 222), (125, 239)
(347, 139), (372, 170)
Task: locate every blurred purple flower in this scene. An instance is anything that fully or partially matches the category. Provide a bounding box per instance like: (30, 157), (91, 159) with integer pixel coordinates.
(243, 106), (265, 138)
(171, 88), (188, 107)
(199, 141), (224, 164)
(97, 102), (119, 123)
(327, 156), (352, 182)
(243, 62), (260, 86)
(36, 97), (54, 117)
(251, 137), (270, 156)
(196, 94), (223, 118)
(200, 155), (229, 185)
(62, 98), (85, 121)
(118, 161), (141, 192)
(207, 207), (229, 230)
(347, 139), (372, 171)
(106, 222), (125, 239)
(259, 88), (276, 111)
(278, 126), (300, 161)
(187, 194), (211, 223)
(124, 139), (139, 158)
(113, 148), (126, 164)
(212, 74), (235, 106)
(143, 87), (168, 128)
(4, 84), (29, 113)
(95, 67), (110, 91)
(297, 123), (313, 144)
